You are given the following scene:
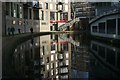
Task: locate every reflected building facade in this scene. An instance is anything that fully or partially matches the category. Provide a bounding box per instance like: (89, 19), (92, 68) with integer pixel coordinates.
(10, 37), (40, 79)
(40, 34), (71, 79)
(70, 33), (90, 78)
(90, 40), (120, 79)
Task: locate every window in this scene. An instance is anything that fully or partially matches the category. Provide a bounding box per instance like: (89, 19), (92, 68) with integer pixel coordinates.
(50, 4), (53, 10)
(11, 3), (13, 17)
(45, 3), (48, 9)
(41, 58), (45, 65)
(13, 10), (16, 17)
(65, 5), (68, 11)
(39, 2), (43, 9)
(46, 57), (49, 63)
(58, 5), (62, 10)
(50, 0), (52, 2)
(45, 11), (48, 20)
(58, 0), (62, 2)
(50, 12), (55, 20)
(17, 4), (19, 18)
(13, 20), (16, 24)
(41, 10), (44, 20)
(65, 0), (68, 3)
(46, 46), (49, 55)
(29, 9), (32, 19)
(13, 4), (16, 17)
(51, 55), (54, 61)
(51, 45), (55, 51)
(20, 6), (22, 18)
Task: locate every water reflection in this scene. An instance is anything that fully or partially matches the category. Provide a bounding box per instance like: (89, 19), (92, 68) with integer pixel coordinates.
(11, 37), (40, 79)
(90, 40), (120, 79)
(3, 33), (120, 79)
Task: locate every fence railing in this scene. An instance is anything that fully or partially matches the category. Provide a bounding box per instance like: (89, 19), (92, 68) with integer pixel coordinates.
(58, 18), (79, 31)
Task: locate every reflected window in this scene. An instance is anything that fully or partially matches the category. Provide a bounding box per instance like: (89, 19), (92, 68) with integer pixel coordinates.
(51, 63), (54, 69)
(46, 46), (49, 55)
(51, 45), (55, 51)
(59, 54), (63, 59)
(56, 54), (58, 60)
(41, 58), (45, 65)
(51, 70), (54, 75)
(41, 52), (44, 57)
(46, 57), (49, 63)
(92, 44), (98, 51)
(47, 64), (49, 70)
(60, 62), (63, 66)
(61, 68), (68, 73)
(56, 62), (58, 67)
(42, 46), (45, 55)
(66, 53), (69, 58)
(66, 60), (69, 65)
(15, 49), (17, 52)
(56, 75), (59, 79)
(92, 26), (97, 32)
(61, 75), (68, 79)
(56, 69), (58, 74)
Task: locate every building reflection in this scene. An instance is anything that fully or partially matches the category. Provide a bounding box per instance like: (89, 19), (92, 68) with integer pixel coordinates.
(12, 37), (40, 79)
(90, 40), (120, 79)
(11, 34), (72, 79)
(70, 33), (90, 79)
(40, 34), (71, 79)
(5, 33), (120, 79)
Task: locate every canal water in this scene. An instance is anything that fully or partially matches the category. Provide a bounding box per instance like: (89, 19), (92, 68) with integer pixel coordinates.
(3, 32), (120, 80)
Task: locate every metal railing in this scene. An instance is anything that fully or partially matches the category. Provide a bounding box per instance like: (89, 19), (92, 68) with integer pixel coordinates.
(58, 18), (79, 31)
